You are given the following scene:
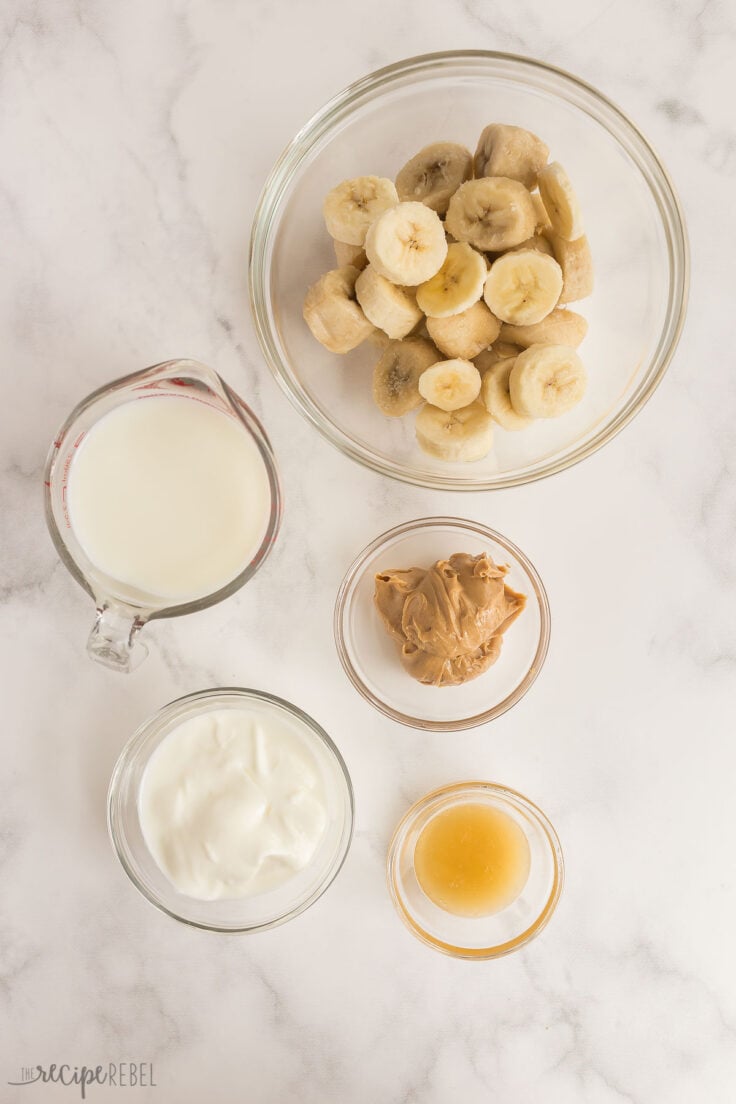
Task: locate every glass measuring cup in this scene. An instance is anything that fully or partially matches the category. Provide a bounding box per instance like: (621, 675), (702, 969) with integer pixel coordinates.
(44, 359), (281, 672)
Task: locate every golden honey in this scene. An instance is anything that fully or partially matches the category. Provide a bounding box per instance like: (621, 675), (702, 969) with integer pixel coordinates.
(414, 802), (531, 917)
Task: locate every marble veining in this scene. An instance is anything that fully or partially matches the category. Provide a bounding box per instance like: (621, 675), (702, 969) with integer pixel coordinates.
(1, 0), (735, 1101)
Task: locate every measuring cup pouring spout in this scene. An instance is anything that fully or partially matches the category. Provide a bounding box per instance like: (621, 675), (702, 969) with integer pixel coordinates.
(44, 359), (282, 672)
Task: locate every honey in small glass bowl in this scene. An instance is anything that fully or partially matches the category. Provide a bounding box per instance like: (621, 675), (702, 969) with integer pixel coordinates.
(387, 782), (563, 959)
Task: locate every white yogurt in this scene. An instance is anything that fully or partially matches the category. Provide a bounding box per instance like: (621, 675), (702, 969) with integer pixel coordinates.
(67, 395), (272, 603)
(138, 708), (328, 901)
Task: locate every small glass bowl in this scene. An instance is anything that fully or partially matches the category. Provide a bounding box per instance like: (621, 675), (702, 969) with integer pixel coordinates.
(334, 518), (550, 731)
(250, 50), (688, 491)
(108, 688), (354, 933)
(387, 782), (564, 959)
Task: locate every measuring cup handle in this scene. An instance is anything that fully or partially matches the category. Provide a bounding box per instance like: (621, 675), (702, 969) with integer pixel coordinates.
(87, 604), (149, 673)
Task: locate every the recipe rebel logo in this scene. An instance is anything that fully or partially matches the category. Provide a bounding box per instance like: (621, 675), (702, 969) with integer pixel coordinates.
(8, 1063), (156, 1098)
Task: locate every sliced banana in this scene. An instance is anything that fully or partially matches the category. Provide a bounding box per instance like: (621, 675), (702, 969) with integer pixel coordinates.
(445, 178), (536, 252)
(355, 265), (423, 339)
(416, 242), (487, 318)
(365, 201), (447, 286)
(303, 265), (375, 354)
(531, 191), (552, 232)
(418, 358), (482, 411)
(474, 124), (549, 189)
(373, 337), (440, 417)
(509, 344), (587, 418)
(415, 401), (494, 462)
(537, 162), (583, 241)
(426, 301), (500, 360)
(323, 176), (399, 247)
(507, 233), (554, 256)
(481, 358), (533, 431)
(367, 329), (391, 351)
(499, 308), (588, 349)
(483, 249), (563, 326)
(548, 232), (594, 303)
(473, 343), (521, 374)
(395, 142), (473, 215)
(333, 239), (368, 270)
(494, 341), (525, 359)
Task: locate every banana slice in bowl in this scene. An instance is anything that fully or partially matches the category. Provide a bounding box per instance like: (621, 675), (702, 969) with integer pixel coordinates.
(323, 176), (399, 246)
(483, 250), (563, 326)
(474, 124), (549, 189)
(426, 301), (500, 360)
(445, 177), (537, 252)
(418, 359), (482, 411)
(416, 243), (487, 318)
(499, 308), (588, 349)
(365, 201), (448, 285)
(356, 266), (423, 339)
(509, 344), (587, 418)
(480, 358), (533, 432)
(415, 401), (494, 462)
(395, 142), (473, 214)
(537, 163), (584, 242)
(373, 337), (440, 417)
(302, 266), (375, 354)
(548, 233), (594, 304)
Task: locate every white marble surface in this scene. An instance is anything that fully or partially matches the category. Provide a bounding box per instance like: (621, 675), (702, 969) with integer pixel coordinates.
(2, 1), (735, 1101)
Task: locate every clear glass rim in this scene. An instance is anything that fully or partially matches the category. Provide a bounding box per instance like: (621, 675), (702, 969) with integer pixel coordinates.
(43, 360), (283, 620)
(107, 687), (355, 933)
(333, 517), (551, 731)
(386, 780), (564, 959)
(249, 49), (690, 491)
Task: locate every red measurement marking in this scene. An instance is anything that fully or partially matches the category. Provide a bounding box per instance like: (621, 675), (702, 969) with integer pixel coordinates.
(43, 481), (51, 488)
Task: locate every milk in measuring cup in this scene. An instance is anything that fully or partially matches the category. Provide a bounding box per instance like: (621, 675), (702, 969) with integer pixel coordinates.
(66, 395), (272, 603)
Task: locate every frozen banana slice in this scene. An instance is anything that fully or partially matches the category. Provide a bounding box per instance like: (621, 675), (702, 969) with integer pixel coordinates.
(474, 124), (549, 189)
(507, 234), (554, 256)
(365, 201), (447, 286)
(323, 176), (399, 246)
(416, 242), (487, 318)
(473, 343), (522, 374)
(538, 162), (583, 241)
(418, 358), (482, 411)
(395, 141), (473, 214)
(531, 192), (552, 232)
(445, 178), (536, 252)
(333, 239), (368, 270)
(509, 344), (587, 418)
(480, 358), (532, 431)
(499, 308), (587, 349)
(548, 232), (594, 304)
(355, 265), (422, 339)
(303, 266), (375, 354)
(373, 337), (440, 417)
(426, 301), (501, 360)
(415, 401), (494, 462)
(483, 249), (563, 326)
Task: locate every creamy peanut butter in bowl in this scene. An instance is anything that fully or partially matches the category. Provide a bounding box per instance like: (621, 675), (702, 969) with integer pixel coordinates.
(334, 517), (550, 731)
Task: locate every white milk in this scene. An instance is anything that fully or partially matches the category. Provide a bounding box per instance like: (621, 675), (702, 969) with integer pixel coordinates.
(67, 395), (272, 603)
(139, 708), (328, 901)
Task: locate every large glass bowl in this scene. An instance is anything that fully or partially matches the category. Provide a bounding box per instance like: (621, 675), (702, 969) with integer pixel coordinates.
(250, 51), (688, 491)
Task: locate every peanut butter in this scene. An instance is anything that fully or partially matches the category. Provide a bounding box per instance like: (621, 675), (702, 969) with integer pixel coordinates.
(374, 552), (525, 687)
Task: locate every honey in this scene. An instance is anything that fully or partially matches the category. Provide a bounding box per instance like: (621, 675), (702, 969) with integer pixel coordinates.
(414, 802), (531, 917)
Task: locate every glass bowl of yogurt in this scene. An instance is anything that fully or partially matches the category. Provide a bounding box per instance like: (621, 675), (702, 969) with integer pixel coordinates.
(334, 517), (550, 731)
(108, 688), (354, 932)
(44, 359), (281, 672)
